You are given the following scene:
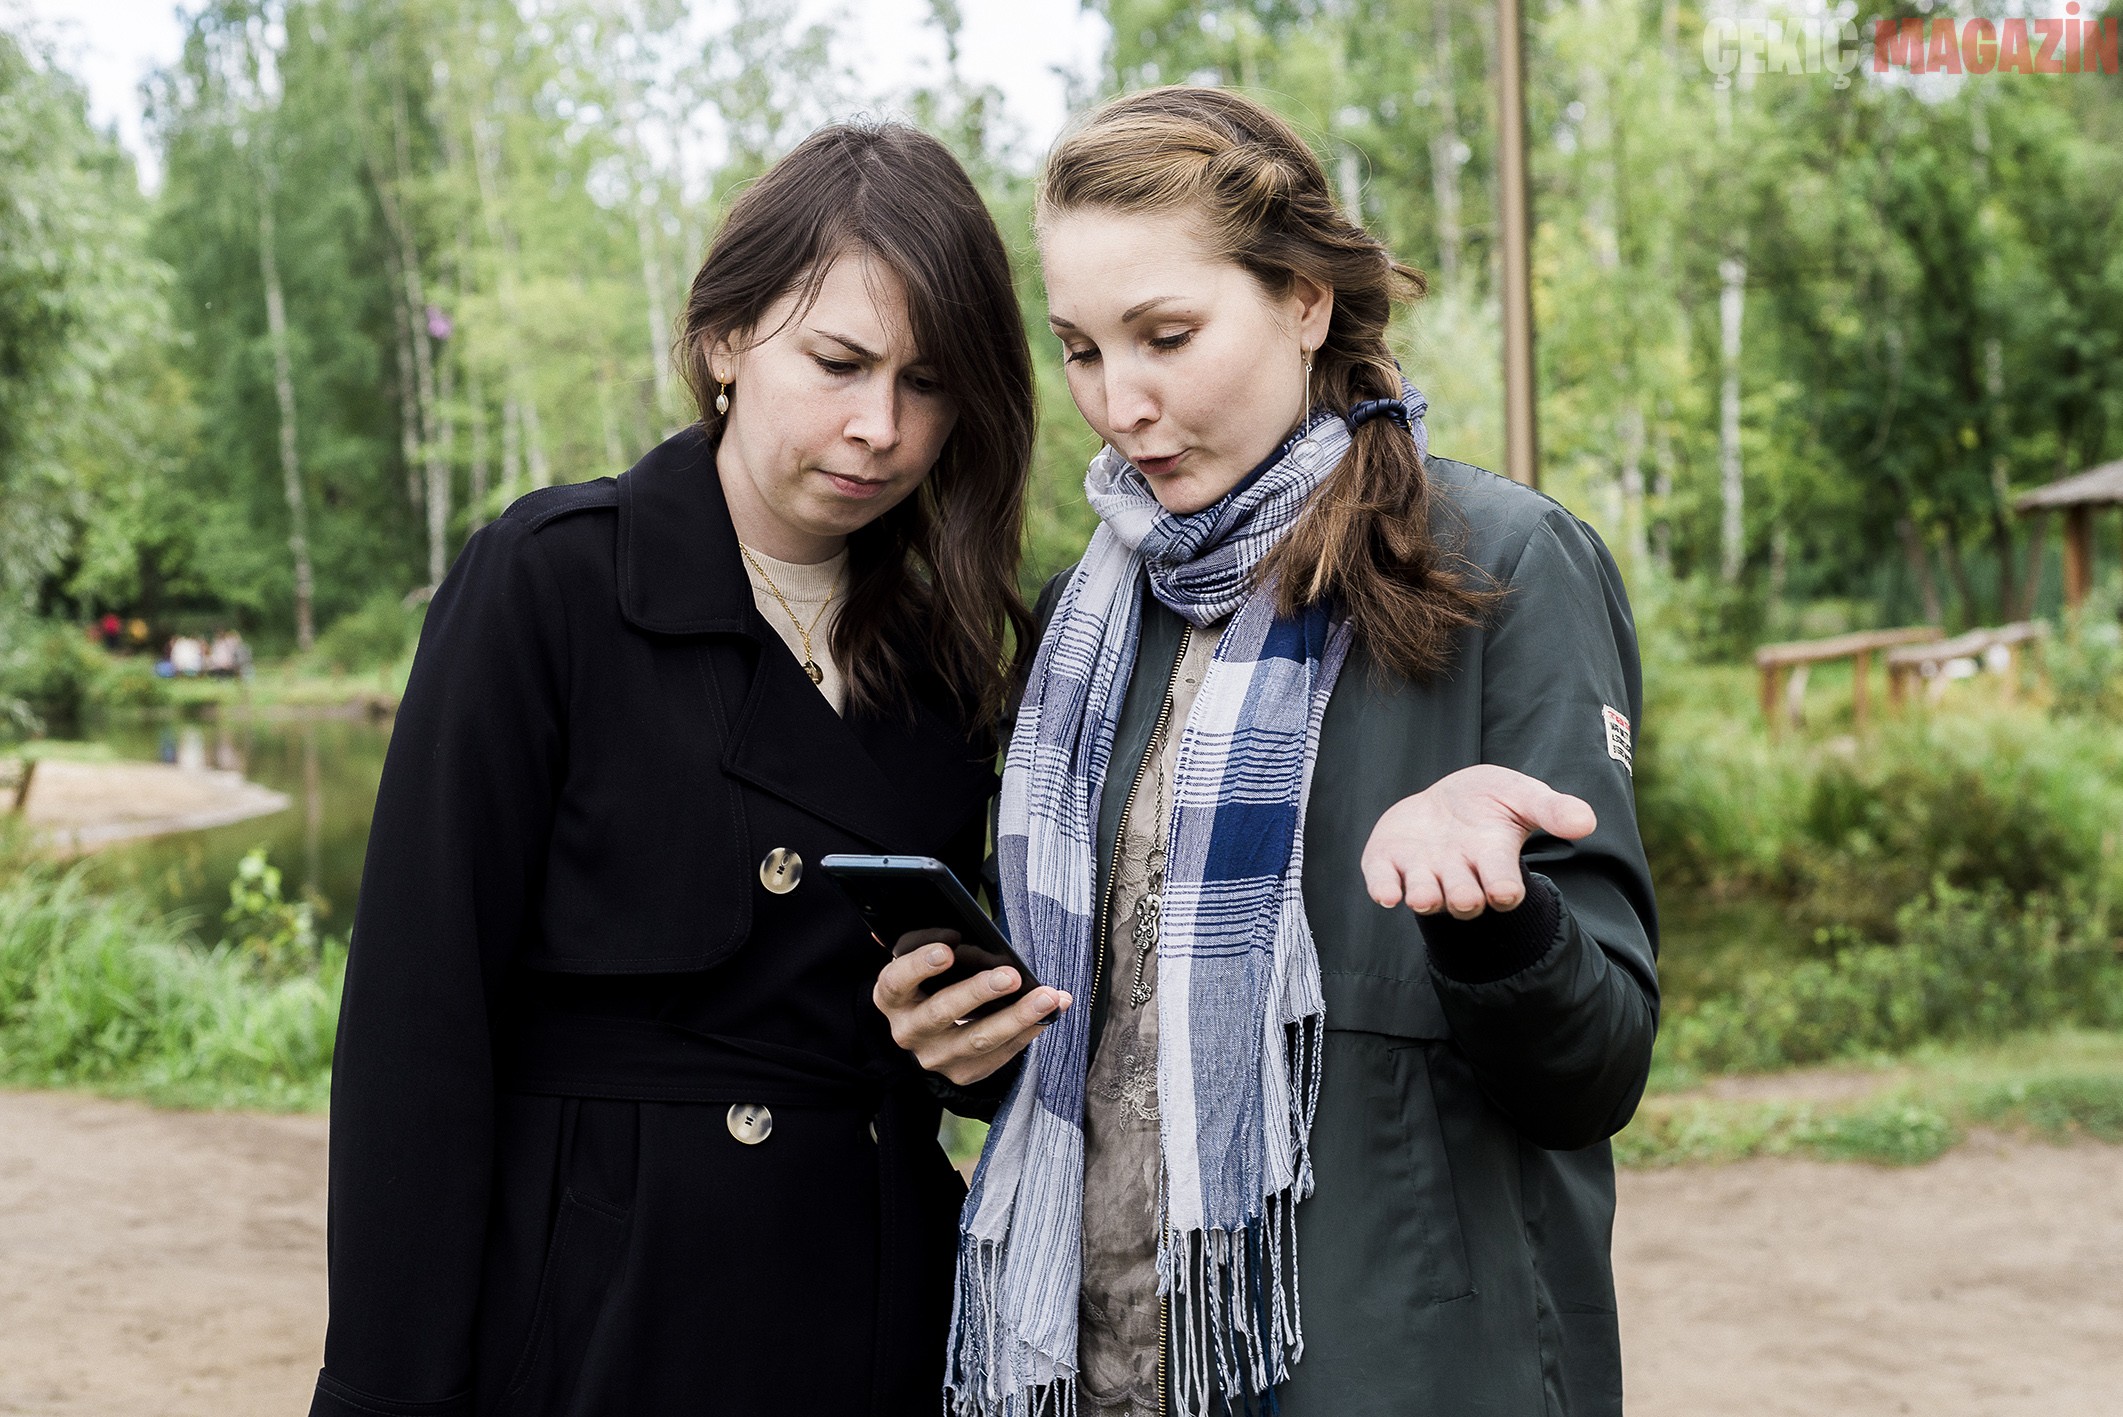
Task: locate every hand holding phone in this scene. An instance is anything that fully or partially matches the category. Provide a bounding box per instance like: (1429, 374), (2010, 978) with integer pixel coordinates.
(825, 854), (1072, 1085)
(819, 854), (1042, 1020)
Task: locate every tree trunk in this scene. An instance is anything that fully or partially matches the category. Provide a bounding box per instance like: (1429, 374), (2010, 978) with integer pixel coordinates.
(1652, 409), (1674, 573)
(1429, 0), (1463, 287)
(464, 354), (490, 536)
(431, 320), (456, 588)
(1618, 402), (1648, 577)
(501, 391), (523, 501)
(255, 154), (314, 652)
(1896, 515), (1942, 625)
(1718, 256), (1747, 582)
(384, 239), (424, 513)
(375, 70), (450, 586)
(471, 110), (548, 499)
(1941, 520), (1979, 627)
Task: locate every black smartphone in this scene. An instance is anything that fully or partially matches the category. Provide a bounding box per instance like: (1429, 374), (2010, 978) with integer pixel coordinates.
(818, 854), (1042, 1021)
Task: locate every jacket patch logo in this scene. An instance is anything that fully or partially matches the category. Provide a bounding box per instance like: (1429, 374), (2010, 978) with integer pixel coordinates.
(1602, 704), (1632, 775)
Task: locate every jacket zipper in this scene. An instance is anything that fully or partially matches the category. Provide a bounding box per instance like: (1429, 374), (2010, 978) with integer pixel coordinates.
(1087, 623), (1191, 1417)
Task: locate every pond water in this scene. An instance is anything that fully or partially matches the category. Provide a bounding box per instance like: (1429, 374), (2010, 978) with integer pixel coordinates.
(71, 711), (1785, 1005)
(87, 713), (392, 940)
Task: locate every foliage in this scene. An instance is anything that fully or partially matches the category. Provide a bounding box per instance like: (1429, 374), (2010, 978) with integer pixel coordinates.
(1618, 1028), (2123, 1167)
(308, 592), (426, 674)
(222, 846), (321, 980)
(2046, 586), (2123, 719)
(1636, 658), (2123, 927)
(0, 859), (342, 1110)
(1659, 883), (2123, 1078)
(0, 30), (186, 614)
(0, 623), (169, 735)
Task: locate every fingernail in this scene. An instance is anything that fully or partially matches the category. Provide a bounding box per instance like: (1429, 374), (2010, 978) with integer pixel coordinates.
(989, 969), (1015, 992)
(927, 946), (950, 966)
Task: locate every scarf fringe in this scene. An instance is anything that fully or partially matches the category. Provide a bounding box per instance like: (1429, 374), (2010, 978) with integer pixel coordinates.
(1162, 1011), (1324, 1416)
(945, 1233), (1081, 1417)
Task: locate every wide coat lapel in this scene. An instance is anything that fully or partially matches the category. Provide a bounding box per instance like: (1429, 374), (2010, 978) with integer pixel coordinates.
(613, 429), (992, 849)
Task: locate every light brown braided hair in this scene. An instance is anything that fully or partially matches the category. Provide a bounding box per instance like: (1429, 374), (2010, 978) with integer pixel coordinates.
(1039, 86), (1500, 679)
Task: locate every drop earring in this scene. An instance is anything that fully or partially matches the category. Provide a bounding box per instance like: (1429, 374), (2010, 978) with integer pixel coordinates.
(1301, 348), (1314, 424)
(715, 381), (731, 417)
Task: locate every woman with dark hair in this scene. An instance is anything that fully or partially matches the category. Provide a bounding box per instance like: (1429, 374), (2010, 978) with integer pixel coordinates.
(311, 122), (1036, 1417)
(878, 87), (1658, 1416)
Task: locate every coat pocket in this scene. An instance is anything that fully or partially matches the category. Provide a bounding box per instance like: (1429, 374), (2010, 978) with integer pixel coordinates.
(1304, 1030), (1475, 1317)
(496, 1187), (631, 1417)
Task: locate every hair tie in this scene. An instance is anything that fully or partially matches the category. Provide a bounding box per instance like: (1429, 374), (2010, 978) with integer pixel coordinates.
(1346, 398), (1411, 430)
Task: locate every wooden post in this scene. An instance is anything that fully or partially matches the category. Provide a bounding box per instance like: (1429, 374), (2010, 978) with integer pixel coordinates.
(1497, 0), (1537, 489)
(1759, 663), (1782, 738)
(9, 758), (34, 815)
(2064, 505), (2092, 610)
(1852, 648), (1872, 732)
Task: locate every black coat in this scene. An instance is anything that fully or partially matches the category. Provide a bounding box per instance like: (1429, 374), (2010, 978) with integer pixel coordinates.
(310, 429), (997, 1417)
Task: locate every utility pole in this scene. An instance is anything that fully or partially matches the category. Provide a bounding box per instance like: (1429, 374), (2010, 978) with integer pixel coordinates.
(1497, 0), (1538, 488)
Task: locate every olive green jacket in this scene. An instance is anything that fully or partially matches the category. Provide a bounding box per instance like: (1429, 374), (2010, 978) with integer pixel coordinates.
(1067, 457), (1659, 1416)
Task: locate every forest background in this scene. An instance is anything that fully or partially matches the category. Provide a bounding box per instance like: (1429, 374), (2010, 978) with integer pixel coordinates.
(4, 0), (2123, 1163)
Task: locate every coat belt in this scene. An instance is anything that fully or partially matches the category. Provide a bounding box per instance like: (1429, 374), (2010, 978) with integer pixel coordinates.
(496, 1009), (902, 1108)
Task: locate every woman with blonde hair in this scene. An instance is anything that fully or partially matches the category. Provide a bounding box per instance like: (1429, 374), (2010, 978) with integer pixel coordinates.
(878, 86), (1658, 1416)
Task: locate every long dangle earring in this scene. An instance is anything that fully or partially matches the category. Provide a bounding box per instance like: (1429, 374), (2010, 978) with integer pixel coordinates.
(715, 381), (731, 417)
(1301, 348), (1314, 424)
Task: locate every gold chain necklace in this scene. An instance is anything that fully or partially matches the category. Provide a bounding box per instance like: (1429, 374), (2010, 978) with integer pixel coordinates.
(738, 542), (837, 685)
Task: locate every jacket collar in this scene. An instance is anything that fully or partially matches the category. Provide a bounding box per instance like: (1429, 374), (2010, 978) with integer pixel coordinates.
(615, 426), (756, 636)
(615, 427), (997, 849)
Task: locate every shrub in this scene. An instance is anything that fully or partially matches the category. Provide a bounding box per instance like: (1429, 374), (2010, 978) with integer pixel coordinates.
(2046, 588), (2123, 719)
(0, 623), (107, 734)
(222, 846), (321, 980)
(0, 859), (342, 1109)
(310, 592), (425, 674)
(1661, 882), (2123, 1075)
(0, 620), (167, 733)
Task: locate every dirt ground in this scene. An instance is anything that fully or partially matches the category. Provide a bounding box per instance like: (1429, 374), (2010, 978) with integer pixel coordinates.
(0, 1089), (2115, 1416)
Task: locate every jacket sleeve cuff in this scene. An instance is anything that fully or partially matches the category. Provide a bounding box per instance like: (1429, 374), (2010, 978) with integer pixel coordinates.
(1419, 873), (1563, 985)
(924, 1055), (1023, 1123)
(310, 1372), (473, 1417)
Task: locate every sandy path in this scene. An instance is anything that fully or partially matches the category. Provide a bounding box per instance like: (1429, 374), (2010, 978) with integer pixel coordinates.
(0, 1090), (2115, 1416)
(19, 759), (288, 854)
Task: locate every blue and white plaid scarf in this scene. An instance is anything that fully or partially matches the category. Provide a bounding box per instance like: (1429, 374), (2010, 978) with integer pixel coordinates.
(947, 394), (1428, 1416)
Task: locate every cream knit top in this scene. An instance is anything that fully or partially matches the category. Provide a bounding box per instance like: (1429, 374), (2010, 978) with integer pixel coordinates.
(739, 545), (851, 715)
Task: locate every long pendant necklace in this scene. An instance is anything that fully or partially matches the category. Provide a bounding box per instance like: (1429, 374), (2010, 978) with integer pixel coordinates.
(738, 542), (836, 685)
(1128, 726), (1169, 1008)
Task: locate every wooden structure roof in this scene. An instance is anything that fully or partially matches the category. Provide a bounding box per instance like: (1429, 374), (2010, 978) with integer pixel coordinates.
(2013, 459), (2123, 511)
(2010, 460), (2123, 609)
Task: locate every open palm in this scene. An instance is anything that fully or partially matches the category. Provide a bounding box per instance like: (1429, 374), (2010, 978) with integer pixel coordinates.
(1359, 764), (1597, 919)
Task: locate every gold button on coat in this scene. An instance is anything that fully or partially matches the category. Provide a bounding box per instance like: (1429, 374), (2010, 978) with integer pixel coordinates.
(726, 1103), (773, 1145)
(758, 848), (802, 894)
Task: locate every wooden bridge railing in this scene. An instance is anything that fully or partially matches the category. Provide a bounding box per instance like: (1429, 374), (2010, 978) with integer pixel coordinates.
(1754, 627), (1942, 736)
(1885, 621), (2048, 707)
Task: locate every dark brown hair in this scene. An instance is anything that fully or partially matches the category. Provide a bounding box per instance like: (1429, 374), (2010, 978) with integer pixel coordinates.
(676, 122), (1035, 725)
(1038, 87), (1499, 680)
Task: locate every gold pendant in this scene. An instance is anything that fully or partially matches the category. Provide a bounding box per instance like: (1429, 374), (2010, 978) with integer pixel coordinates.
(804, 660), (824, 685)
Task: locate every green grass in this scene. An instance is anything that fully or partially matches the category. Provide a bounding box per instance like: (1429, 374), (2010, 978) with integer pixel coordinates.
(159, 656), (410, 712)
(0, 858), (342, 1110)
(1618, 1028), (2123, 1167)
